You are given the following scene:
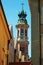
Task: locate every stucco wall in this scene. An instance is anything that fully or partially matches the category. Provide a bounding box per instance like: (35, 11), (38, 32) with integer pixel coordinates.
(0, 6), (10, 65)
(29, 1), (40, 65)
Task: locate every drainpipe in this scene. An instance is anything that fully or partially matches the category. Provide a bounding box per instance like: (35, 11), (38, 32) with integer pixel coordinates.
(38, 0), (41, 65)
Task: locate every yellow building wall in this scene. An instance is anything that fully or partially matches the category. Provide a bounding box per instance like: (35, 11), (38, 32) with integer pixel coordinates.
(0, 5), (11, 65)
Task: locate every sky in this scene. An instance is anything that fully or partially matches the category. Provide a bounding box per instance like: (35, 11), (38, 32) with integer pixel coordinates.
(1, 0), (31, 57)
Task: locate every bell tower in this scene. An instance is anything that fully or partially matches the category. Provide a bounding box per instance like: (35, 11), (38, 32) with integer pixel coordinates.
(16, 3), (29, 60)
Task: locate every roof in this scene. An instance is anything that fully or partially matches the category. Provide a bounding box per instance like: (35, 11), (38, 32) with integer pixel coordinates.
(18, 10), (27, 18)
(0, 1), (12, 38)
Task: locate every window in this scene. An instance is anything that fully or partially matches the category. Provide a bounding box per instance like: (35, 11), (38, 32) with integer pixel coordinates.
(20, 47), (24, 53)
(18, 30), (19, 37)
(20, 29), (24, 36)
(25, 30), (27, 36)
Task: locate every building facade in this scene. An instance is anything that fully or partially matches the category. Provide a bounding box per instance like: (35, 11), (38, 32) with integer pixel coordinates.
(28, 0), (43, 65)
(0, 1), (11, 65)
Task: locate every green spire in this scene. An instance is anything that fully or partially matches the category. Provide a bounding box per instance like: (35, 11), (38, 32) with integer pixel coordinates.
(17, 3), (28, 25)
(18, 3), (27, 19)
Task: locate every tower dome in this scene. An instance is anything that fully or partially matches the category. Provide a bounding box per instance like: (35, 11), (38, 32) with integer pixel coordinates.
(16, 3), (29, 27)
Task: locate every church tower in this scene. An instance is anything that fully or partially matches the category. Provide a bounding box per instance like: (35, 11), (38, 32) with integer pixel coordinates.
(16, 3), (29, 61)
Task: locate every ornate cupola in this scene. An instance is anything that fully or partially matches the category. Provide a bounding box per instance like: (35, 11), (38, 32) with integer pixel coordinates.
(16, 3), (29, 61)
(18, 3), (28, 25)
(16, 3), (29, 41)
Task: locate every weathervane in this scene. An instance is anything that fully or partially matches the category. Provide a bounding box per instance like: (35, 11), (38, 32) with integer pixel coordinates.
(21, 3), (24, 11)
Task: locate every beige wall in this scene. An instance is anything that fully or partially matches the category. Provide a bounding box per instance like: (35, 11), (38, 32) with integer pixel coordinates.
(29, 0), (40, 65)
(8, 25), (14, 63)
(29, 0), (43, 65)
(8, 39), (14, 63)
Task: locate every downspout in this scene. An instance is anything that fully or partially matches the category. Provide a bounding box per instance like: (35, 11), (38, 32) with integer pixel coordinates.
(38, 0), (41, 65)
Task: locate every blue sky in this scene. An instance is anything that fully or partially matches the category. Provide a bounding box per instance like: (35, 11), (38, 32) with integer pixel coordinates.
(1, 0), (31, 57)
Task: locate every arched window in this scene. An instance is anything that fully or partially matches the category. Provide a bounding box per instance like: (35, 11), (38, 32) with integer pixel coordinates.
(20, 47), (24, 53)
(17, 30), (19, 37)
(25, 30), (27, 36)
(20, 29), (24, 36)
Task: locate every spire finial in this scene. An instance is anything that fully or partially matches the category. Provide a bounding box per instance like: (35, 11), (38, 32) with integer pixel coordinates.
(22, 3), (24, 11)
